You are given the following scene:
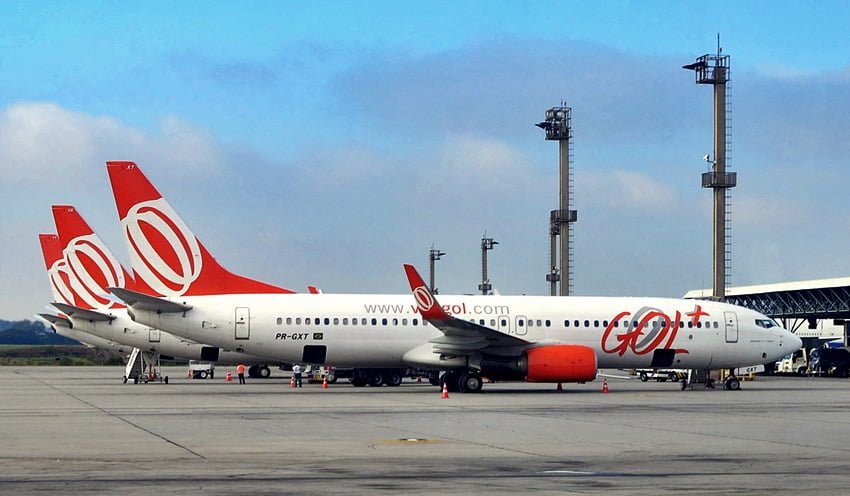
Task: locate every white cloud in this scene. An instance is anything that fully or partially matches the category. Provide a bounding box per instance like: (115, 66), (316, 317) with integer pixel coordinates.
(585, 170), (677, 211)
(0, 102), (225, 183)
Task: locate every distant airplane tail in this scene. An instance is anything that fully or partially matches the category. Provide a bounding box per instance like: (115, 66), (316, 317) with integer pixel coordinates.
(38, 233), (75, 306)
(51, 205), (131, 311)
(106, 161), (293, 297)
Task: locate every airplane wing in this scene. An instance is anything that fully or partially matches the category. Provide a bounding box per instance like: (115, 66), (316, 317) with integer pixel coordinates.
(108, 287), (192, 313)
(403, 264), (530, 354)
(51, 303), (116, 322)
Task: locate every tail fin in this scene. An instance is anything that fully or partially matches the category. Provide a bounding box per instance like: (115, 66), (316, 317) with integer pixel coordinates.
(106, 161), (293, 296)
(51, 205), (128, 311)
(38, 233), (75, 306)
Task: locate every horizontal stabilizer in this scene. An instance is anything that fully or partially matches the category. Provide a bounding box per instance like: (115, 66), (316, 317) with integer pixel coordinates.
(37, 313), (73, 328)
(108, 287), (192, 313)
(51, 303), (115, 322)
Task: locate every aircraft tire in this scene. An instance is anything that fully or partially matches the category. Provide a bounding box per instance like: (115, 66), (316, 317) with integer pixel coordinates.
(442, 371), (461, 393)
(367, 371), (384, 387)
(198, 370), (208, 379)
(725, 377), (741, 391)
(383, 371), (403, 387)
(459, 372), (483, 393)
(259, 366), (271, 378)
(639, 372), (649, 382)
(248, 365), (259, 378)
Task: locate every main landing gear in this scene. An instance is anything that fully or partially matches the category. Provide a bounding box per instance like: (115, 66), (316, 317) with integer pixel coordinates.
(441, 370), (483, 393)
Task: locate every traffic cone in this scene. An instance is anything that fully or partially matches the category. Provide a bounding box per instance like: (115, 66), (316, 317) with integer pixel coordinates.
(441, 383), (450, 399)
(417, 376), (422, 383)
(290, 376), (296, 388)
(186, 369), (192, 379)
(556, 382), (563, 392)
(225, 370), (233, 382)
(322, 376), (329, 389)
(602, 378), (609, 393)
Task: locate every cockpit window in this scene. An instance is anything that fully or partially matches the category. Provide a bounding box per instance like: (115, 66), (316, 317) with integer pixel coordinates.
(755, 319), (778, 329)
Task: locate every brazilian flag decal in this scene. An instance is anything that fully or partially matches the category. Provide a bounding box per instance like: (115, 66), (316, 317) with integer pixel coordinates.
(313, 333), (324, 340)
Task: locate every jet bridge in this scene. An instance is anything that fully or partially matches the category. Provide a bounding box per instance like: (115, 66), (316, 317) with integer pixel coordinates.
(685, 276), (850, 345)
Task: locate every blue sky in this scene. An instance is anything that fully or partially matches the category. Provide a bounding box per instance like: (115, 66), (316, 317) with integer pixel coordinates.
(2, 1), (849, 319)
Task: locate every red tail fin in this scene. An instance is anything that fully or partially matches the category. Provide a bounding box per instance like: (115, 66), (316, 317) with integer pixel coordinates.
(403, 264), (451, 321)
(51, 205), (128, 310)
(106, 161), (293, 296)
(38, 233), (75, 306)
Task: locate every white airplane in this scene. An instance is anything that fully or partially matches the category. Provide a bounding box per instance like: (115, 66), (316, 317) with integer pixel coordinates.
(44, 204), (283, 378)
(105, 161), (802, 392)
(38, 233), (130, 352)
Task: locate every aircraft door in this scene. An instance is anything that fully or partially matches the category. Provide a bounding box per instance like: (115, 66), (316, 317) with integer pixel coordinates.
(235, 307), (250, 340)
(724, 311), (738, 343)
(148, 327), (160, 343)
(515, 316), (528, 336)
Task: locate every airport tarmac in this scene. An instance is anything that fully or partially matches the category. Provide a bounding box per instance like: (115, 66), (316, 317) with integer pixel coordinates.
(0, 367), (848, 495)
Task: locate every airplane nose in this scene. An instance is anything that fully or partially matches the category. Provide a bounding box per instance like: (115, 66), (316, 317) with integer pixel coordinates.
(790, 332), (802, 351)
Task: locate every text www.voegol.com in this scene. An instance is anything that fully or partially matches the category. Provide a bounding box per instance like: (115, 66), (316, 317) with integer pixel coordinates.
(363, 303), (510, 316)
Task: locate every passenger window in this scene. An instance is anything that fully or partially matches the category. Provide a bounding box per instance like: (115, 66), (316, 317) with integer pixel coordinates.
(382, 318), (388, 326)
(333, 318), (339, 325)
(688, 322), (693, 328)
(342, 318), (348, 325)
(392, 318), (398, 325)
(564, 320), (570, 327)
(584, 320), (590, 327)
(545, 320), (551, 327)
(305, 318), (311, 325)
(296, 318), (302, 325)
(371, 318), (377, 326)
(518, 319), (525, 326)
(594, 320), (599, 328)
(324, 318), (330, 325)
(614, 320), (619, 327)
(362, 318), (367, 325)
(574, 320), (579, 327)
(501, 319), (508, 327)
(276, 317), (283, 325)
(490, 319), (496, 326)
(479, 319), (485, 325)
(413, 318), (419, 326)
(528, 320), (534, 328)
(714, 322), (719, 329)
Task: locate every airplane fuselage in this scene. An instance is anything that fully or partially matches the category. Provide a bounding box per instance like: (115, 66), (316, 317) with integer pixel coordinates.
(129, 293), (797, 371)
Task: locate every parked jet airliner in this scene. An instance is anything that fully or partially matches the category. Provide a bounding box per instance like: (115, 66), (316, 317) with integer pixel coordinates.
(42, 205), (282, 378)
(105, 161), (801, 392)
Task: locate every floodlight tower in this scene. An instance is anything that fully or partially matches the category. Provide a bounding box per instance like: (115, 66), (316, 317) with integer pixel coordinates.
(429, 246), (445, 294)
(536, 104), (576, 296)
(478, 234), (498, 295)
(683, 40), (736, 300)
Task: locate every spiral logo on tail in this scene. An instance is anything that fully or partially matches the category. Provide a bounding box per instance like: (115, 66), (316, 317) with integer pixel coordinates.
(122, 198), (202, 296)
(413, 286), (434, 313)
(48, 260), (76, 306)
(63, 234), (125, 310)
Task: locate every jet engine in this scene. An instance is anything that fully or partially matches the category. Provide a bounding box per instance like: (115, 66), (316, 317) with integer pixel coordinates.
(521, 345), (597, 382)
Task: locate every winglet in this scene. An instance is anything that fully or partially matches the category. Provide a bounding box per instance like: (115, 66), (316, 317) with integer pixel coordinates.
(403, 264), (451, 321)
(307, 285), (322, 294)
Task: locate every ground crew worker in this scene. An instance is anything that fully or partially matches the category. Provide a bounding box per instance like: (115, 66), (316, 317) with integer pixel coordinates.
(236, 363), (246, 384)
(292, 364), (302, 387)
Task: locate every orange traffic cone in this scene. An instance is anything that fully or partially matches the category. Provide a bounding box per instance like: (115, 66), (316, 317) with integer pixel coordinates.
(602, 378), (609, 393)
(289, 376), (296, 388)
(225, 370), (233, 382)
(556, 382), (563, 392)
(322, 376), (329, 389)
(441, 383), (450, 399)
(186, 369), (192, 379)
(417, 376), (422, 383)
